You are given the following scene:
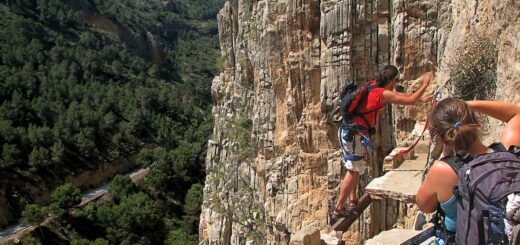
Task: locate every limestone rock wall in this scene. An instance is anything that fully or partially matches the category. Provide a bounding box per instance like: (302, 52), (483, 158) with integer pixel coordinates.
(436, 0), (520, 144)
(200, 0), (520, 244)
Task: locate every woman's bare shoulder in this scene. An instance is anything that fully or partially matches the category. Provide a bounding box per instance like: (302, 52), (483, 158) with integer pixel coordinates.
(429, 160), (458, 178)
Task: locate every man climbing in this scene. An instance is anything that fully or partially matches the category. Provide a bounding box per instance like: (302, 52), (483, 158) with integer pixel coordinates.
(331, 65), (433, 223)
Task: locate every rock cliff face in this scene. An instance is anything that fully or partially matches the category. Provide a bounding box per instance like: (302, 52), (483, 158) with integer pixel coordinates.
(200, 0), (520, 244)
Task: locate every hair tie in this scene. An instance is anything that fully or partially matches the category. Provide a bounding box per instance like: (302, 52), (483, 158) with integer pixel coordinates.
(454, 121), (462, 128)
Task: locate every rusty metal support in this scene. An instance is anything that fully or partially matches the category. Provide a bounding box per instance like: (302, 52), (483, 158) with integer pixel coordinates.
(331, 193), (373, 232)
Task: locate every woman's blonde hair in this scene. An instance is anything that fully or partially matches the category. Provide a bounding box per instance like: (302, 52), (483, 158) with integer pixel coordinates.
(429, 97), (481, 150)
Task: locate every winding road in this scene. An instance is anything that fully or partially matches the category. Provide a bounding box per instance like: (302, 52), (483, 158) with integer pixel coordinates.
(0, 168), (149, 242)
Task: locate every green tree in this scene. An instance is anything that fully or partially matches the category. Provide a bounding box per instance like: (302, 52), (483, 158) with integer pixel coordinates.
(96, 192), (164, 244)
(165, 229), (197, 245)
(184, 184), (203, 215)
(75, 127), (98, 159)
(28, 146), (52, 171)
(108, 175), (137, 202)
(50, 183), (81, 215)
(22, 204), (48, 225)
(71, 238), (110, 245)
(136, 148), (157, 168)
(22, 204), (48, 238)
(50, 140), (66, 164)
(92, 238), (110, 245)
(170, 141), (203, 184)
(71, 239), (90, 245)
(27, 125), (54, 146)
(182, 183), (203, 234)
(1, 144), (22, 168)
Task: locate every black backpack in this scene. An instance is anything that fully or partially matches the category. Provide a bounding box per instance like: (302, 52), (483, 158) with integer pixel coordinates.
(442, 143), (520, 244)
(337, 79), (382, 132)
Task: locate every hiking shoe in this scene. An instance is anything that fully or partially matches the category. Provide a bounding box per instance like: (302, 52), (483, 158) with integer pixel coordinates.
(348, 200), (358, 213)
(328, 209), (351, 225)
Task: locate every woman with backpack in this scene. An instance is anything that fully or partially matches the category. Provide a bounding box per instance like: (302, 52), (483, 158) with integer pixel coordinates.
(416, 98), (520, 244)
(331, 65), (432, 222)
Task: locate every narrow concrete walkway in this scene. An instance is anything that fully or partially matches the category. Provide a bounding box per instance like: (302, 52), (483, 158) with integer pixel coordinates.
(365, 141), (429, 202)
(365, 169), (423, 202)
(363, 141), (433, 244)
(365, 228), (435, 245)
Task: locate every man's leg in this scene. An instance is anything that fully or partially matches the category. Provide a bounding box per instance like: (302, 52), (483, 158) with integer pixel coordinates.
(348, 170), (360, 208)
(335, 127), (365, 213)
(335, 169), (359, 211)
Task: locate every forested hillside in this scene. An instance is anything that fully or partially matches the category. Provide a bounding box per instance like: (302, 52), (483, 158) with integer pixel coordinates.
(0, 0), (223, 244)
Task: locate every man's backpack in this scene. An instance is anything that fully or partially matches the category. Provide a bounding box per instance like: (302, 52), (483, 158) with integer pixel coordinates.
(442, 143), (520, 244)
(337, 79), (382, 132)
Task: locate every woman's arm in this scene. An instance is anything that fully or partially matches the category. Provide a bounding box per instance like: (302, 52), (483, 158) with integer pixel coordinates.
(467, 100), (520, 148)
(416, 160), (459, 212)
(502, 116), (520, 148)
(467, 100), (520, 122)
(382, 72), (432, 105)
(416, 159), (441, 213)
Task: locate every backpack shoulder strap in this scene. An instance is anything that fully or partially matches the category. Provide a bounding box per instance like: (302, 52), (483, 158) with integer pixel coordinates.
(348, 84), (368, 115)
(352, 82), (383, 132)
(488, 142), (520, 158)
(340, 79), (355, 98)
(360, 82), (384, 113)
(489, 142), (508, 152)
(440, 155), (466, 174)
(365, 81), (381, 92)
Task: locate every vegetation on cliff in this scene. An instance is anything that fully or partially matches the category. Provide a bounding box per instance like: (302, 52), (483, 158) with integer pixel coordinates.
(1, 0), (224, 243)
(449, 33), (497, 101)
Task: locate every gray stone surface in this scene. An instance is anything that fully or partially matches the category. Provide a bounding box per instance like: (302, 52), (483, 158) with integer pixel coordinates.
(365, 229), (435, 245)
(397, 153), (428, 171)
(367, 149), (426, 202)
(366, 170), (422, 203)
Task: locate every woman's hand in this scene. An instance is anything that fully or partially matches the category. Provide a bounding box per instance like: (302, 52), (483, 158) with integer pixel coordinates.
(467, 100), (520, 148)
(423, 71), (433, 85)
(420, 95), (433, 103)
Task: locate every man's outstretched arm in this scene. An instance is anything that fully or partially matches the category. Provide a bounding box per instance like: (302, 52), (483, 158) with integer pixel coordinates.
(382, 72), (432, 105)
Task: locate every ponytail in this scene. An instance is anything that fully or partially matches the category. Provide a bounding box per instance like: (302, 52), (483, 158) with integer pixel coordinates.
(429, 98), (481, 151)
(443, 123), (480, 150)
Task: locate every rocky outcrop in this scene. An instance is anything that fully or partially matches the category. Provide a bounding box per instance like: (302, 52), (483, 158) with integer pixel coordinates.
(84, 16), (166, 65)
(201, 0), (520, 244)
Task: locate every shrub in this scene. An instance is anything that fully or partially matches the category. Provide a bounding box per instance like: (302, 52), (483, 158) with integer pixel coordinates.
(448, 33), (497, 100)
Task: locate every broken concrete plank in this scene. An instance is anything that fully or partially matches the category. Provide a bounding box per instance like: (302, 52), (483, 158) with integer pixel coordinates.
(365, 229), (436, 245)
(365, 171), (422, 203)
